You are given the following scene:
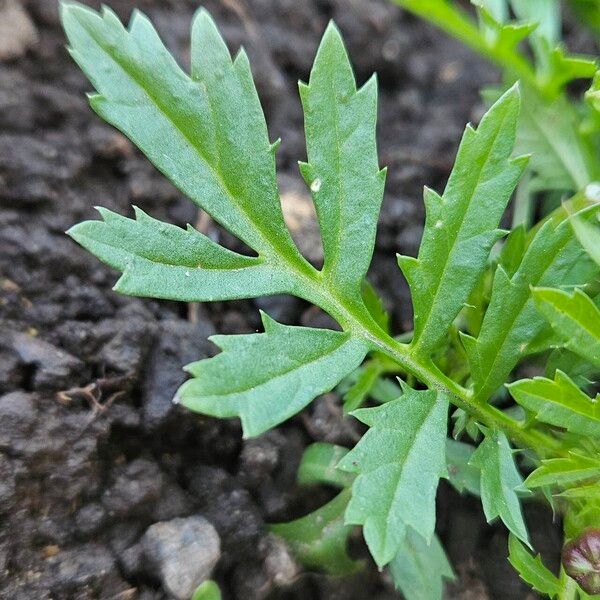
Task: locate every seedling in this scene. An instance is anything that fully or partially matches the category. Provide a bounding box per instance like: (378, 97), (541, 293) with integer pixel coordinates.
(61, 2), (600, 598)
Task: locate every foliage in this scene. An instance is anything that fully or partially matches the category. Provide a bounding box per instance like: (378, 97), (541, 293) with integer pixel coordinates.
(191, 581), (221, 600)
(61, 2), (600, 599)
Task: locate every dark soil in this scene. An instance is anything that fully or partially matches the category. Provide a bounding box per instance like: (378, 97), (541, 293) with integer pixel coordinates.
(0, 0), (564, 598)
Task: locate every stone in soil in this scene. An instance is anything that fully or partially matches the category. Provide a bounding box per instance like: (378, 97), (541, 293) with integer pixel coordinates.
(141, 515), (221, 600)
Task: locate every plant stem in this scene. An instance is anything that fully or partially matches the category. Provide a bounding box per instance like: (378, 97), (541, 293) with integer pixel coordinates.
(391, 0), (550, 97)
(299, 278), (563, 459)
(558, 568), (579, 600)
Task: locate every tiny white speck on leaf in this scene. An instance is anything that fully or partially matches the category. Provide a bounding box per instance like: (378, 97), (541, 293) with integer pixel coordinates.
(435, 220), (443, 229)
(310, 178), (322, 193)
(185, 271), (190, 277)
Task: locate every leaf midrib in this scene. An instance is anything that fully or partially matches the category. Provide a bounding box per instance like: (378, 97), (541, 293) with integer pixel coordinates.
(81, 17), (298, 267)
(414, 103), (511, 351)
(193, 333), (356, 397)
(519, 387), (600, 422)
(473, 230), (571, 401)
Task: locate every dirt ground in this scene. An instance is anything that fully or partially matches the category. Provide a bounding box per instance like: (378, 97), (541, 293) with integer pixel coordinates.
(0, 0), (572, 598)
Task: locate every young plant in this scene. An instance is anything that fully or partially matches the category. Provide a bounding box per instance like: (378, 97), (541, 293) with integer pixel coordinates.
(392, 0), (600, 222)
(61, 2), (600, 598)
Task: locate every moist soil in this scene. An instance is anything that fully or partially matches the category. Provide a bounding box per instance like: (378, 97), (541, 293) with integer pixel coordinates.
(0, 0), (570, 598)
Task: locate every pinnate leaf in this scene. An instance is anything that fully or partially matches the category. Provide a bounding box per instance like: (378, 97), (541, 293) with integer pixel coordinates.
(508, 371), (600, 439)
(299, 25), (386, 299)
(389, 528), (455, 600)
(463, 203), (598, 403)
(525, 453), (600, 490)
(68, 207), (294, 301)
(337, 387), (448, 566)
(398, 85), (525, 356)
(508, 534), (561, 598)
(533, 287), (600, 370)
(176, 313), (367, 438)
(470, 429), (530, 545)
(61, 3), (303, 262)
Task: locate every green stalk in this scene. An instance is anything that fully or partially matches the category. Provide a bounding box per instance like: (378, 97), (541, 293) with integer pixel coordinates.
(391, 0), (545, 95)
(293, 268), (563, 460)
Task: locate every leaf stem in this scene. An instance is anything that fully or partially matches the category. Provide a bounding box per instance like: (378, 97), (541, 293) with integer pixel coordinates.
(296, 272), (563, 459)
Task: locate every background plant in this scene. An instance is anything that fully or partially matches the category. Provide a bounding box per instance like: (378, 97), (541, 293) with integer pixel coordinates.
(61, 2), (599, 598)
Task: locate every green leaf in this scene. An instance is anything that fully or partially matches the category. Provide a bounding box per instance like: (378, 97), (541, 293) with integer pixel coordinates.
(342, 360), (386, 413)
(398, 85), (525, 357)
(361, 280), (390, 333)
(389, 529), (455, 600)
(297, 443), (354, 488)
(463, 203), (598, 403)
(525, 453), (600, 490)
(533, 287), (600, 370)
(508, 534), (561, 598)
(68, 207), (294, 301)
(61, 3), (303, 264)
(545, 347), (599, 389)
(516, 89), (595, 192)
(446, 438), (481, 496)
(337, 387), (448, 567)
(191, 581), (221, 600)
(298, 24), (385, 299)
(470, 429), (530, 545)
(557, 484), (600, 499)
(508, 371), (600, 439)
(269, 489), (361, 576)
(509, 0), (560, 46)
(176, 313), (367, 437)
(572, 208), (600, 267)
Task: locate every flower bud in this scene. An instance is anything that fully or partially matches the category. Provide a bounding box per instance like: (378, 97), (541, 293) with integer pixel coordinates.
(562, 528), (600, 594)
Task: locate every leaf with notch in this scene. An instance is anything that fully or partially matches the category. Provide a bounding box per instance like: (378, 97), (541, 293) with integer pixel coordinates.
(462, 203), (599, 403)
(508, 371), (600, 439)
(524, 453), (600, 490)
(298, 25), (386, 299)
(389, 528), (455, 600)
(533, 287), (600, 370)
(176, 313), (367, 438)
(337, 387), (448, 567)
(61, 3), (304, 266)
(508, 534), (561, 598)
(398, 85), (526, 357)
(470, 429), (530, 545)
(68, 207), (294, 301)
(269, 489), (361, 576)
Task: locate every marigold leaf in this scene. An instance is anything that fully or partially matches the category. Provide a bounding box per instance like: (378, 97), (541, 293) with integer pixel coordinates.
(399, 85), (525, 357)
(176, 313), (367, 438)
(470, 429), (530, 545)
(463, 203), (598, 403)
(508, 371), (600, 439)
(390, 528), (455, 600)
(508, 534), (561, 598)
(525, 453), (600, 490)
(299, 24), (386, 299)
(337, 387), (448, 566)
(533, 287), (600, 370)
